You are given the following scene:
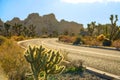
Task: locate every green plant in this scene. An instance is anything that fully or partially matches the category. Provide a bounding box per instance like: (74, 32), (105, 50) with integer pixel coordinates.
(73, 37), (81, 45)
(12, 23), (23, 36)
(87, 21), (96, 36)
(24, 46), (46, 80)
(43, 50), (65, 80)
(64, 60), (85, 75)
(109, 15), (119, 40)
(103, 39), (112, 46)
(3, 23), (11, 37)
(24, 45), (65, 80)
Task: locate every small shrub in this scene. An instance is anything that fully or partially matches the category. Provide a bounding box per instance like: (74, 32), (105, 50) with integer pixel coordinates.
(11, 36), (25, 41)
(58, 35), (75, 43)
(63, 60), (85, 75)
(112, 39), (120, 50)
(73, 37), (81, 45)
(97, 34), (105, 41)
(103, 39), (112, 46)
(41, 35), (49, 38)
(83, 36), (101, 46)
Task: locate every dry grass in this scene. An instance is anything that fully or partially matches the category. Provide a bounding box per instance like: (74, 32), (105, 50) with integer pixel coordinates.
(112, 39), (120, 50)
(0, 37), (29, 80)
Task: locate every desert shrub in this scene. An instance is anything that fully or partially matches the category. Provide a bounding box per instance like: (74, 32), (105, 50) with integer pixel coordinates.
(91, 38), (101, 46)
(102, 39), (112, 46)
(41, 35), (49, 38)
(62, 60), (85, 76)
(82, 36), (93, 45)
(83, 36), (101, 46)
(97, 34), (105, 41)
(0, 40), (29, 80)
(112, 39), (120, 50)
(58, 35), (76, 43)
(11, 36), (25, 41)
(0, 36), (7, 45)
(73, 37), (82, 45)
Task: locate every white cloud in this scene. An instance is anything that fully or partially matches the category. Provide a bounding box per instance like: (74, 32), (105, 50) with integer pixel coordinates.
(61, 0), (120, 4)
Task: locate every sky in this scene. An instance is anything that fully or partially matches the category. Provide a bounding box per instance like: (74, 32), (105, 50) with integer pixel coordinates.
(0, 0), (120, 27)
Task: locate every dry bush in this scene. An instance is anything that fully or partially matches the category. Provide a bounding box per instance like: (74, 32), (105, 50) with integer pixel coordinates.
(83, 36), (101, 46)
(97, 34), (105, 41)
(0, 36), (7, 45)
(58, 35), (76, 43)
(11, 36), (25, 41)
(112, 39), (120, 50)
(41, 35), (49, 38)
(0, 39), (29, 80)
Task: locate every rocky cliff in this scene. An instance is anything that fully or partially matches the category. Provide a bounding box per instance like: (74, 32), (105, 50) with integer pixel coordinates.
(2, 13), (83, 36)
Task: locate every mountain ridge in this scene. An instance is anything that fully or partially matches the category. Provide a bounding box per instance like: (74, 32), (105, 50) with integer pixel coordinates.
(0, 13), (83, 36)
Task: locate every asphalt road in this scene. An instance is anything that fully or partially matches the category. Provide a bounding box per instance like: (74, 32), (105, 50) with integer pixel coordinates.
(18, 38), (120, 79)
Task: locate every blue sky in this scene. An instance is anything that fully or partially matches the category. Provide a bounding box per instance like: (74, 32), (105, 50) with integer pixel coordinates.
(0, 0), (120, 27)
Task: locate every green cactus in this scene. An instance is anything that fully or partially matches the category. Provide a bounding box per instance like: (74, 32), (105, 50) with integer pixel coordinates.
(24, 46), (47, 80)
(24, 45), (64, 80)
(43, 50), (65, 80)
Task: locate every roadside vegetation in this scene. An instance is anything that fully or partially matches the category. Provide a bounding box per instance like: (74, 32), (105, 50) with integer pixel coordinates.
(58, 15), (120, 50)
(0, 36), (104, 80)
(0, 36), (29, 80)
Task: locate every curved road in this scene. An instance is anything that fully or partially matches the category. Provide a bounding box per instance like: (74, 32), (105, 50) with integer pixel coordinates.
(18, 38), (120, 79)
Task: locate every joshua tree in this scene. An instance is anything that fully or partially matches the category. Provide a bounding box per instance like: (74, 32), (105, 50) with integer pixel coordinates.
(96, 24), (102, 36)
(109, 15), (120, 40)
(27, 24), (36, 37)
(87, 21), (96, 36)
(12, 23), (22, 36)
(3, 23), (11, 37)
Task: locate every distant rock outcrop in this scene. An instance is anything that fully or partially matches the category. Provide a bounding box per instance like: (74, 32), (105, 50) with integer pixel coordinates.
(59, 19), (83, 34)
(2, 13), (83, 36)
(6, 17), (22, 25)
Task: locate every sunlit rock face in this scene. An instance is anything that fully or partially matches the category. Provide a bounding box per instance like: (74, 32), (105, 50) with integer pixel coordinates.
(59, 19), (83, 35)
(6, 17), (22, 26)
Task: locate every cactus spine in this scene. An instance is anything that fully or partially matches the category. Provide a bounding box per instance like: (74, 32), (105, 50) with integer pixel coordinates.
(24, 46), (47, 80)
(24, 45), (64, 80)
(43, 50), (65, 80)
